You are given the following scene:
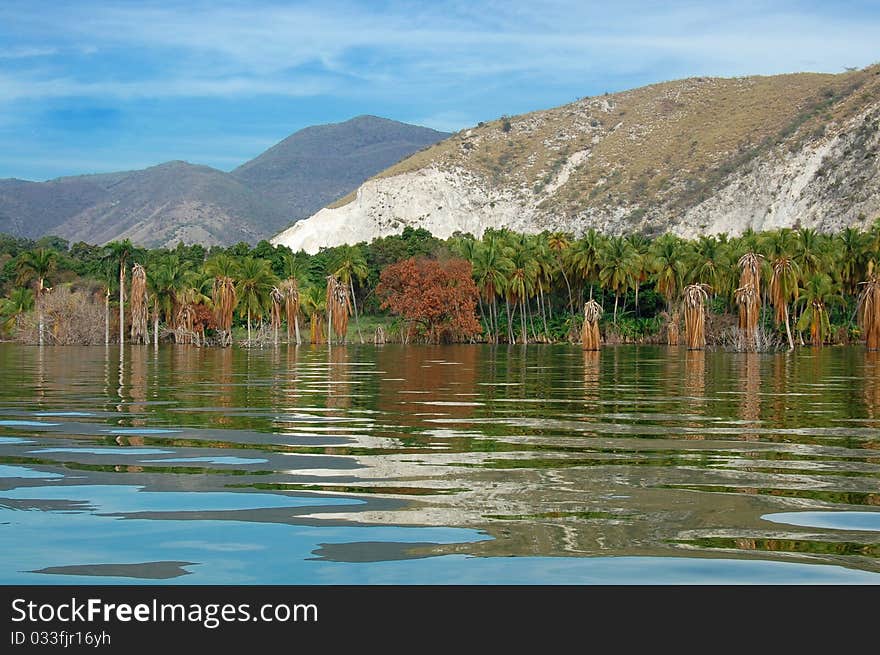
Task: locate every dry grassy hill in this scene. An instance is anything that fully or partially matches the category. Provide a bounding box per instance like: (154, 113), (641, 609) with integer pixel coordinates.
(278, 65), (880, 252)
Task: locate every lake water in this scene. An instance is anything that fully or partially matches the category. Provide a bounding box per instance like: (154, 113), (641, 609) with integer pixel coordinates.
(1, 342), (879, 584)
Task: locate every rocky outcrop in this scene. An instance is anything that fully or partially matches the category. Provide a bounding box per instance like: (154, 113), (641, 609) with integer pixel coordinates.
(273, 66), (880, 252)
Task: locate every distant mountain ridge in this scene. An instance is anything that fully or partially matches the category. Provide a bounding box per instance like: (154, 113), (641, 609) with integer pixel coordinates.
(0, 116), (450, 248)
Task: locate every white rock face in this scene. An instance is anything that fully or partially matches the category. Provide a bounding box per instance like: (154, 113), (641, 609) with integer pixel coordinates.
(271, 166), (537, 253)
(272, 103), (880, 252)
(675, 106), (880, 238)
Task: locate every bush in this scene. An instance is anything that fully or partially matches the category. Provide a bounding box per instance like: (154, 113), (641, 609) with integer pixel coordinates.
(15, 286), (105, 345)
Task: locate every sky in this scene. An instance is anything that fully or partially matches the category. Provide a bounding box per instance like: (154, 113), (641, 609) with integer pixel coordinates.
(1, 0), (878, 181)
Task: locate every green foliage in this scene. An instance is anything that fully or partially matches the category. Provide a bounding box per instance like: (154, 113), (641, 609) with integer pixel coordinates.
(1, 217), (878, 345)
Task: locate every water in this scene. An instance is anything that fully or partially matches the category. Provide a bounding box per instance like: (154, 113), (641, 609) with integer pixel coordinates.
(1, 343), (879, 584)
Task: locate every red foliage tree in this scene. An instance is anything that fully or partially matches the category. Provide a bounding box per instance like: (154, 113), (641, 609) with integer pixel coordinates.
(377, 257), (482, 344)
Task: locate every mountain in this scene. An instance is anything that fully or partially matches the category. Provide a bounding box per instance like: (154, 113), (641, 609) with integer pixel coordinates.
(0, 116), (450, 248)
(232, 115), (450, 223)
(273, 65), (880, 254)
(49, 161), (287, 248)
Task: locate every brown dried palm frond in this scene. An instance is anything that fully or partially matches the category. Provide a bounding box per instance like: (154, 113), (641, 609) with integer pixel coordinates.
(682, 283), (711, 350)
(325, 275), (350, 342)
(581, 299), (602, 351)
(212, 276), (237, 347)
(858, 275), (880, 351)
(279, 278), (300, 341)
(129, 263), (149, 344)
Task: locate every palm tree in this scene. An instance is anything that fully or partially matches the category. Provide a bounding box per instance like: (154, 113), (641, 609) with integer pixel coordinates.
(129, 263), (149, 344)
(506, 234), (539, 344)
(206, 254), (239, 347)
(625, 233), (650, 313)
(686, 235), (732, 301)
(794, 227), (827, 280)
(598, 236), (637, 324)
(568, 229), (604, 306)
(0, 287), (34, 334)
(650, 233), (687, 313)
(102, 240), (136, 346)
(16, 248), (56, 346)
(582, 299), (603, 351)
(763, 229), (799, 350)
(235, 257), (276, 344)
(797, 273), (836, 347)
(278, 278), (301, 344)
(682, 283), (711, 350)
(531, 233), (555, 336)
(330, 244), (368, 343)
(858, 274), (880, 350)
(836, 227), (868, 297)
(300, 285), (327, 344)
(735, 251), (764, 349)
(547, 232), (574, 312)
(472, 234), (513, 342)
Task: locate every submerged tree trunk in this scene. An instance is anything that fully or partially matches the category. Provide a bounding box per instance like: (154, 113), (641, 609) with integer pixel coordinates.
(105, 290), (110, 347)
(350, 278), (364, 344)
(119, 267), (125, 347)
(783, 304), (794, 350)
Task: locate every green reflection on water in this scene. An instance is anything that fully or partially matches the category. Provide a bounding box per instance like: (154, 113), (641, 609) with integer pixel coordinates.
(1, 342), (879, 575)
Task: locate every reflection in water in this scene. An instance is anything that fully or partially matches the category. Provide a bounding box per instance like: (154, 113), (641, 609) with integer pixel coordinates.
(583, 351), (600, 405)
(1, 343), (879, 583)
(866, 351), (880, 426)
(738, 353), (761, 441)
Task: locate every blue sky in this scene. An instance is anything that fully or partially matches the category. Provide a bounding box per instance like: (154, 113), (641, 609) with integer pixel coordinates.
(1, 0), (878, 181)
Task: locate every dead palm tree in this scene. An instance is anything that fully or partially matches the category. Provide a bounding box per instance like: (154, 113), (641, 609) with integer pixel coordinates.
(16, 248), (56, 346)
(279, 278), (301, 344)
(858, 274), (880, 350)
(796, 273), (835, 347)
(129, 263), (149, 344)
(270, 286), (284, 345)
(768, 256), (798, 350)
(682, 283), (711, 350)
(736, 252), (764, 350)
(325, 275), (350, 344)
(581, 298), (603, 351)
(300, 285), (326, 344)
(206, 254), (238, 347)
(103, 240), (136, 346)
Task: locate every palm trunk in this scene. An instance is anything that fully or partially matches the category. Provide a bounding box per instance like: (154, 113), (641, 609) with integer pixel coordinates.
(520, 297), (527, 345)
(105, 289), (110, 346)
(539, 285), (549, 337)
(294, 316), (301, 345)
(561, 267), (574, 313)
(783, 303), (794, 350)
(505, 300), (513, 344)
(118, 267), (125, 347)
(327, 303), (332, 348)
(153, 309), (159, 348)
(247, 310), (252, 344)
(37, 279), (44, 347)
(350, 278), (364, 344)
(613, 293), (619, 324)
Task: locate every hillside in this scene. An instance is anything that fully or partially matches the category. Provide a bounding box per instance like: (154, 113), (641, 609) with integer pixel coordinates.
(232, 115), (450, 224)
(273, 65), (880, 253)
(0, 116), (449, 248)
(49, 161), (287, 248)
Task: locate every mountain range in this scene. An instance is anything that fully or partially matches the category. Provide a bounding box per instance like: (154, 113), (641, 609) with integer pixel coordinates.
(0, 116), (450, 248)
(274, 65), (880, 253)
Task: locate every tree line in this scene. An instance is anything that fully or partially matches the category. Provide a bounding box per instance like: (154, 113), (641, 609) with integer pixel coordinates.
(1, 220), (879, 349)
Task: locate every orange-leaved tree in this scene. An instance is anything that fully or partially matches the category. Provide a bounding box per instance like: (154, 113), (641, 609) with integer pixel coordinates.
(377, 257), (482, 344)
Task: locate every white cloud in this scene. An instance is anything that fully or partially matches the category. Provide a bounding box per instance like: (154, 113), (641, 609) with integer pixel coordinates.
(0, 1), (877, 101)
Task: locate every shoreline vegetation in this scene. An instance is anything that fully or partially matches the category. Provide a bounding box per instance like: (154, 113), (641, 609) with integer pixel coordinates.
(1, 221), (879, 352)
